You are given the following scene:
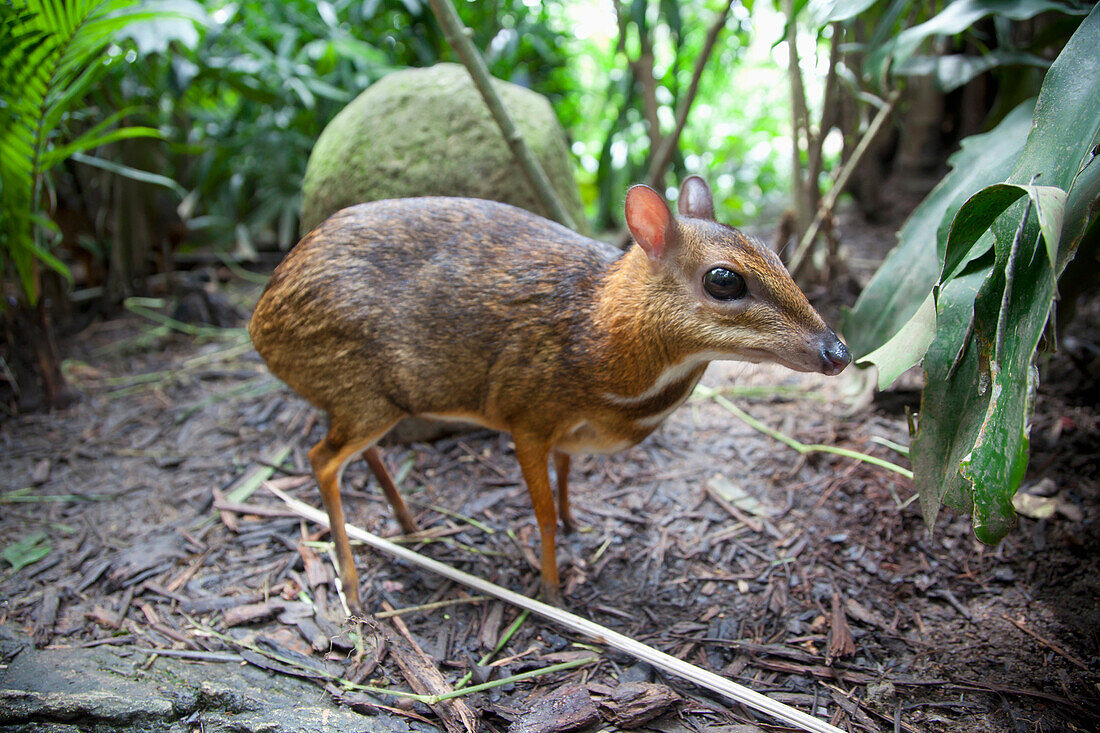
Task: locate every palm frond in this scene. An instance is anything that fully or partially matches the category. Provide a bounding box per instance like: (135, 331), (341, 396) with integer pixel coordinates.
(0, 0), (178, 304)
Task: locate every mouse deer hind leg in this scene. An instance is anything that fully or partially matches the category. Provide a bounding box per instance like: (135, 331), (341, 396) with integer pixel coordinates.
(363, 445), (419, 534)
(308, 413), (401, 613)
(552, 450), (575, 533)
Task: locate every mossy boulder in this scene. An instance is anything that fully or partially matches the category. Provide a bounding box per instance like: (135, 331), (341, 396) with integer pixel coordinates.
(300, 63), (584, 234)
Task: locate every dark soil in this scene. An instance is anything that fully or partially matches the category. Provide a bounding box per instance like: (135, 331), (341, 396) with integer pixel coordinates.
(1, 198), (1098, 732)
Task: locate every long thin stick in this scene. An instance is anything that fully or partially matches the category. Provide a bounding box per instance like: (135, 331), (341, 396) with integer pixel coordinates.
(265, 483), (842, 733)
(788, 89), (901, 278)
(425, 0), (576, 231)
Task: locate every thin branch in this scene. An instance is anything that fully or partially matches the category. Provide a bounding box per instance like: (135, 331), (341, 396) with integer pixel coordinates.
(425, 0), (576, 230)
(785, 0), (813, 236)
(616, 0), (734, 248)
(806, 24), (842, 204)
(788, 89), (901, 278)
(645, 0), (734, 190)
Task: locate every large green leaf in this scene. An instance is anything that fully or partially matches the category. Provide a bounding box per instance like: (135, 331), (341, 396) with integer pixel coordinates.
(858, 290), (936, 390)
(942, 183), (1066, 280)
(913, 3), (1100, 539)
(842, 100), (1034, 359)
(866, 0), (1085, 81)
(895, 50), (1050, 92)
(911, 262), (992, 525)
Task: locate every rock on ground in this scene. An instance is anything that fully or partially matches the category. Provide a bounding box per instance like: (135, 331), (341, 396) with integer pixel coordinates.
(0, 625), (424, 733)
(300, 62), (585, 235)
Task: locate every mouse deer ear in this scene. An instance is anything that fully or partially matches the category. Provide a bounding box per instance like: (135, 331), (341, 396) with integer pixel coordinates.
(677, 175), (715, 220)
(625, 184), (673, 262)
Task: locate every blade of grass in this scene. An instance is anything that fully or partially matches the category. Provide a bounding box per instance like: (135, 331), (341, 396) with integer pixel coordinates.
(187, 615), (594, 704)
(226, 443), (293, 503)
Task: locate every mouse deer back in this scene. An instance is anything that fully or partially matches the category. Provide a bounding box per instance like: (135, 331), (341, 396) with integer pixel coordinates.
(250, 176), (849, 610)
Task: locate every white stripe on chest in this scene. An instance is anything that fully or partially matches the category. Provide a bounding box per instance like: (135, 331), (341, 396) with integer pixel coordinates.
(602, 350), (742, 406)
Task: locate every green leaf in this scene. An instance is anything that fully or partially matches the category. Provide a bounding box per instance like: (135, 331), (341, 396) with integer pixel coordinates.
(858, 290), (936, 389)
(41, 125), (165, 170)
(910, 264), (993, 527)
(941, 183), (1066, 282)
(841, 100), (1034, 358)
(2, 531), (51, 573)
(806, 0), (878, 26)
(895, 50), (1050, 92)
(70, 152), (186, 196)
(913, 3), (1100, 540)
(867, 0), (1085, 81)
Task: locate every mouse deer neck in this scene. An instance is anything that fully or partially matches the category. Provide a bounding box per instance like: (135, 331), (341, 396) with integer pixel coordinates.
(591, 246), (698, 397)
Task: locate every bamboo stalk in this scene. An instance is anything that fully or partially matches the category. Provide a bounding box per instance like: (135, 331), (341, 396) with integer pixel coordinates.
(266, 483), (843, 733)
(425, 0), (576, 231)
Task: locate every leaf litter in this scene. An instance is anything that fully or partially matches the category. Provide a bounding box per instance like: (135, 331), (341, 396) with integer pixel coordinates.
(0, 279), (1097, 732)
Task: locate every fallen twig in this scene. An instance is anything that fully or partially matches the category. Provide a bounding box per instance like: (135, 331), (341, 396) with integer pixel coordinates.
(375, 595), (491, 619)
(374, 605), (479, 733)
(267, 483), (844, 733)
(1001, 614), (1089, 671)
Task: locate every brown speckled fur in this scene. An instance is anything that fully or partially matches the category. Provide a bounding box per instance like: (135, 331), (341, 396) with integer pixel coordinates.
(249, 178), (848, 610)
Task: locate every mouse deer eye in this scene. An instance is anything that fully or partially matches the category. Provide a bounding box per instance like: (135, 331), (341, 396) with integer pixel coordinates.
(702, 267), (747, 300)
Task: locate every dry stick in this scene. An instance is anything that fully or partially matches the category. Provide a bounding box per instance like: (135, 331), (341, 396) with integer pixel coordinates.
(265, 483), (843, 733)
(374, 595), (491, 619)
(1001, 614), (1089, 671)
(788, 89), (902, 278)
(425, 0), (576, 231)
(616, 0), (735, 249)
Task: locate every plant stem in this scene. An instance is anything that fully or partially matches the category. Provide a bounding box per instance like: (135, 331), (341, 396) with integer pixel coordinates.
(789, 89), (901, 278)
(433, 657), (597, 703)
(425, 0), (576, 230)
(615, 0), (735, 248)
(454, 609), (531, 690)
(268, 484), (845, 733)
(374, 595), (491, 619)
(700, 388), (913, 479)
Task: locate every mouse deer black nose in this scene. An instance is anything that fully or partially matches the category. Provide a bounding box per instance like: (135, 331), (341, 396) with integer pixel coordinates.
(818, 333), (851, 376)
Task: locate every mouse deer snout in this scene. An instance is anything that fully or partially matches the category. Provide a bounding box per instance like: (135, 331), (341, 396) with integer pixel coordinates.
(817, 331), (851, 376)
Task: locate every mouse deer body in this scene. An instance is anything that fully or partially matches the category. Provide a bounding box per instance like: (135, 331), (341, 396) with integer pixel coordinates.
(250, 177), (849, 610)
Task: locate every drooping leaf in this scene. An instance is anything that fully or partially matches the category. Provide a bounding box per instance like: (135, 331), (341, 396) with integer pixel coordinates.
(841, 100), (1034, 358)
(941, 183), (1066, 282)
(867, 0), (1085, 81)
(894, 50), (1050, 92)
(913, 3), (1100, 539)
(70, 152), (187, 196)
(858, 290), (937, 389)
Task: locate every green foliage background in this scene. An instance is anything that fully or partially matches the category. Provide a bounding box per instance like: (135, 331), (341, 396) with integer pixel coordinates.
(82, 0), (800, 252)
